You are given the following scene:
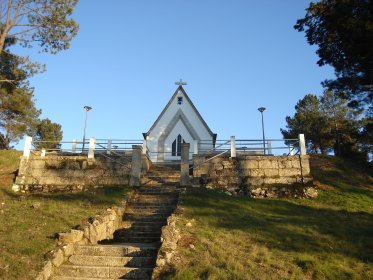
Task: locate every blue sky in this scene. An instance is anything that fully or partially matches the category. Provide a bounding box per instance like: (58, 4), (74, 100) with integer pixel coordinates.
(13, 0), (334, 148)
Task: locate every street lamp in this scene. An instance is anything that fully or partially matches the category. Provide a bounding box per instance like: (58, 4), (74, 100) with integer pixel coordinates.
(82, 105), (92, 151)
(258, 107), (266, 155)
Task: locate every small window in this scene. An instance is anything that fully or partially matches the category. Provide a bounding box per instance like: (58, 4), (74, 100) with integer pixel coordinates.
(177, 97), (183, 105)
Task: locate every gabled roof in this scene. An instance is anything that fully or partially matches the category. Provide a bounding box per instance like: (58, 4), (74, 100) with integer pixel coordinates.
(144, 86), (216, 139)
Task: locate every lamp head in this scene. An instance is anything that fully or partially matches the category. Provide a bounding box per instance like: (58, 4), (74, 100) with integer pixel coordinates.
(84, 106), (92, 111)
(258, 107), (266, 113)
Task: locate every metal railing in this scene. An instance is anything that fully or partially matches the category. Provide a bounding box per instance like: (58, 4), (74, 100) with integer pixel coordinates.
(23, 134), (307, 160)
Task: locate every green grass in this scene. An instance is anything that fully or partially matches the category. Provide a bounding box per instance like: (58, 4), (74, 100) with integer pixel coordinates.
(0, 150), (130, 279)
(163, 155), (373, 280)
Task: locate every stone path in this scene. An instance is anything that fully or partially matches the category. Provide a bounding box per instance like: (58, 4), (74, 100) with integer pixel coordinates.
(52, 164), (180, 280)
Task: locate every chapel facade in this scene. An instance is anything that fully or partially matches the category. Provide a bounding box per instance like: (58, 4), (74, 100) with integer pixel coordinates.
(143, 85), (216, 163)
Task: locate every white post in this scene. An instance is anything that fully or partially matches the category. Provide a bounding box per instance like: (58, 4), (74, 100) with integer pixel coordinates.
(72, 139), (77, 153)
(142, 137), (147, 155)
(193, 140), (199, 155)
(23, 136), (32, 158)
(267, 141), (272, 155)
(88, 137), (96, 159)
(230, 136), (236, 158)
(107, 140), (112, 155)
(289, 145), (294, 156)
(41, 149), (46, 157)
(299, 134), (306, 155)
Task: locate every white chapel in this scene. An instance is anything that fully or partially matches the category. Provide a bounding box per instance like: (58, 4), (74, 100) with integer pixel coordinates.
(143, 83), (217, 163)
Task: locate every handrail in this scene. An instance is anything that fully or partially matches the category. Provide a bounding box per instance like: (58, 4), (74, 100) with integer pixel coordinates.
(201, 140), (230, 155)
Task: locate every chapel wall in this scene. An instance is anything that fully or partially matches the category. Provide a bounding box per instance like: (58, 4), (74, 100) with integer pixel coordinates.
(193, 155), (316, 198)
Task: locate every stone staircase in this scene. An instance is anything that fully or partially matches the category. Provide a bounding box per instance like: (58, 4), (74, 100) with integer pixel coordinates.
(140, 164), (180, 187)
(52, 164), (180, 280)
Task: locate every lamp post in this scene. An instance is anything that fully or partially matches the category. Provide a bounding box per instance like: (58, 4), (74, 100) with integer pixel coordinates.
(82, 105), (92, 151)
(258, 107), (266, 155)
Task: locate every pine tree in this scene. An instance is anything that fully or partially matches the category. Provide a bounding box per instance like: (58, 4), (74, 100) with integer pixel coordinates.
(33, 118), (63, 150)
(0, 41), (40, 149)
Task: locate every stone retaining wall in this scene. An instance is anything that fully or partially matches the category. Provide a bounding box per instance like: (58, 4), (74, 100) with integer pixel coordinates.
(12, 154), (151, 193)
(152, 189), (184, 279)
(36, 192), (133, 280)
(193, 155), (316, 198)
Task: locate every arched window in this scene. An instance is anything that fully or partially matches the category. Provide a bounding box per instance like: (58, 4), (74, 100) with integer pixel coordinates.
(172, 134), (185, 156)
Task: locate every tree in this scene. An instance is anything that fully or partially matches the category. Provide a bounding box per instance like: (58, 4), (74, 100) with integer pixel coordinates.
(295, 0), (373, 112)
(0, 0), (79, 54)
(281, 91), (364, 158)
(281, 94), (333, 154)
(320, 90), (363, 156)
(0, 39), (40, 149)
(33, 118), (62, 150)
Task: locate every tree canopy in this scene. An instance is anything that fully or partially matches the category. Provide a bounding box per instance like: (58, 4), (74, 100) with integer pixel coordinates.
(0, 0), (79, 54)
(0, 39), (40, 149)
(281, 91), (365, 159)
(33, 118), (63, 150)
(295, 0), (373, 113)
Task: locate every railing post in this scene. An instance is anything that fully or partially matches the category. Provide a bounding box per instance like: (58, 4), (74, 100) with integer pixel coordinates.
(72, 139), (77, 153)
(299, 134), (306, 155)
(88, 137), (96, 159)
(180, 143), (190, 187)
(142, 136), (148, 155)
(41, 149), (46, 157)
(107, 140), (112, 155)
(267, 141), (272, 155)
(193, 140), (199, 155)
(289, 145), (294, 156)
(130, 145), (142, 187)
(23, 136), (32, 158)
(230, 136), (236, 158)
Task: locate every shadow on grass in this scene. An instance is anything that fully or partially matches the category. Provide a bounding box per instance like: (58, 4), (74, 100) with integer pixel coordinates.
(184, 187), (373, 263)
(0, 185), (131, 206)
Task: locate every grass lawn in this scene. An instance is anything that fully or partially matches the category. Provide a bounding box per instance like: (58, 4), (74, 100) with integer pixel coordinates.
(0, 150), (130, 280)
(163, 155), (373, 280)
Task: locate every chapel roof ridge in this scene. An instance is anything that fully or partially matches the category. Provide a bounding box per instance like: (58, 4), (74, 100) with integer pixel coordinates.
(143, 85), (216, 139)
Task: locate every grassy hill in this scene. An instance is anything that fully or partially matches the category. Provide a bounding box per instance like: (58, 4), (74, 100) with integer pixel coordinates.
(0, 150), (129, 279)
(0, 152), (372, 280)
(162, 155), (373, 280)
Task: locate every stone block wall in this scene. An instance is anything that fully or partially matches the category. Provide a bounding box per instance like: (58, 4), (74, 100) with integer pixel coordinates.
(12, 154), (143, 193)
(36, 193), (132, 280)
(193, 155), (315, 198)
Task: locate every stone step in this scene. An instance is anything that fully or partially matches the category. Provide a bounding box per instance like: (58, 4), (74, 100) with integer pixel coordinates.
(125, 208), (174, 215)
(136, 190), (180, 195)
(124, 225), (163, 232)
(127, 202), (177, 207)
(150, 165), (180, 172)
(115, 230), (162, 238)
(68, 255), (156, 268)
(127, 205), (176, 210)
(74, 244), (158, 257)
(54, 265), (152, 279)
(140, 181), (179, 187)
(132, 194), (179, 199)
(131, 193), (178, 199)
(122, 221), (166, 228)
(124, 213), (169, 220)
(115, 236), (160, 243)
(129, 197), (178, 203)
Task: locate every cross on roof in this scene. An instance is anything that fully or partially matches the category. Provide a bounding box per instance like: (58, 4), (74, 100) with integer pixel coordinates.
(175, 79), (187, 86)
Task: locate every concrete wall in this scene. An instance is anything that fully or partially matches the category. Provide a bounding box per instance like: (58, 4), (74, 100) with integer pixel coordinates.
(13, 154), (151, 193)
(193, 154), (316, 198)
